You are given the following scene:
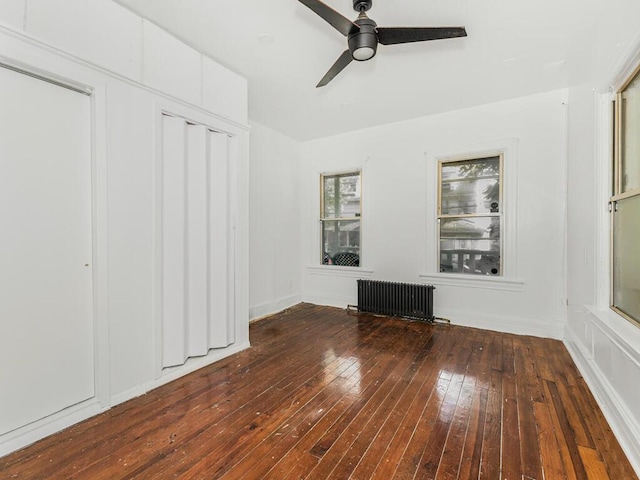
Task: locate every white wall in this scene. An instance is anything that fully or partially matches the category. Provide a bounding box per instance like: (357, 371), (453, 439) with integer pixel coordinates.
(0, 0), (249, 456)
(299, 89), (568, 339)
(563, 2), (640, 473)
(249, 122), (303, 319)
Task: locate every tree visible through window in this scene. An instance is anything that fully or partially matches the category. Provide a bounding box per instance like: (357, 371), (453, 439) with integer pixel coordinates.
(320, 171), (361, 267)
(438, 156), (502, 275)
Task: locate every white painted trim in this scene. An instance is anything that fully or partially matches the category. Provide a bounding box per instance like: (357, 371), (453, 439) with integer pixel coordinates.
(584, 306), (640, 366)
(111, 341), (250, 407)
(609, 29), (640, 91)
(0, 24), (250, 131)
(564, 328), (640, 476)
(307, 265), (374, 278)
(436, 307), (564, 339)
(90, 81), (111, 409)
(302, 292), (356, 309)
(595, 92), (614, 310)
(418, 273), (524, 292)
(0, 399), (104, 458)
(249, 294), (302, 321)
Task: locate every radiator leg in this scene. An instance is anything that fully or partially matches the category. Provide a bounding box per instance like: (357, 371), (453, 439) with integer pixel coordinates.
(433, 316), (451, 325)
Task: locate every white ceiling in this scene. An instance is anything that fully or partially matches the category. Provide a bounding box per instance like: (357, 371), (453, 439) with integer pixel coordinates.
(114, 0), (605, 141)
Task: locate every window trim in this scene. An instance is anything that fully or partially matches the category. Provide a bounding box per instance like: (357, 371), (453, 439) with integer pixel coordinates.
(422, 140), (521, 289)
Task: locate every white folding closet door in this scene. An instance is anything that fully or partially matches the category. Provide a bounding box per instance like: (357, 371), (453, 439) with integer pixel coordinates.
(161, 115), (188, 367)
(208, 130), (230, 348)
(160, 116), (234, 368)
(0, 67), (94, 435)
(186, 124), (209, 357)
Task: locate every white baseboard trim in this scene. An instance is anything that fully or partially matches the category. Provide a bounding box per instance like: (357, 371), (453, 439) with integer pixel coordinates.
(435, 308), (565, 339)
(564, 329), (640, 476)
(111, 341), (251, 407)
(0, 399), (104, 457)
(302, 292), (355, 309)
(249, 294), (302, 321)
(298, 296), (564, 339)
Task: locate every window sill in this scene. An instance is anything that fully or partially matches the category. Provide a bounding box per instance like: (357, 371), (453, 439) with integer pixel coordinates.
(307, 265), (374, 278)
(418, 273), (524, 292)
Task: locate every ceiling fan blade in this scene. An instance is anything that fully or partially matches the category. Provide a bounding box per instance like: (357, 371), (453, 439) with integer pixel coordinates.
(316, 50), (353, 87)
(377, 26), (467, 45)
(299, 0), (359, 36)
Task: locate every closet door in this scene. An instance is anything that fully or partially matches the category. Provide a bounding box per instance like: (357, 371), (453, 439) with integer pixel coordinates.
(208, 130), (231, 348)
(0, 67), (94, 435)
(160, 115), (234, 368)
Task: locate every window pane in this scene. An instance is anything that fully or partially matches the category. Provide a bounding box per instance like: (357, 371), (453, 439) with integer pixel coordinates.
(441, 157), (500, 215)
(613, 196), (640, 322)
(323, 173), (361, 218)
(322, 220), (360, 266)
(621, 71), (640, 193)
(439, 217), (500, 275)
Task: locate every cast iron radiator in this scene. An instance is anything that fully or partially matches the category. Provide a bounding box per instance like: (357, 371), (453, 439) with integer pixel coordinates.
(357, 279), (435, 322)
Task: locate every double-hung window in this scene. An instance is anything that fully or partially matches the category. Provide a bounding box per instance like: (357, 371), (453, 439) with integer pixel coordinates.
(611, 67), (640, 325)
(320, 171), (361, 267)
(437, 155), (502, 276)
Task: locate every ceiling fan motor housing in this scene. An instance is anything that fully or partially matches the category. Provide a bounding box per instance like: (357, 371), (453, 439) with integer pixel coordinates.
(348, 16), (378, 60)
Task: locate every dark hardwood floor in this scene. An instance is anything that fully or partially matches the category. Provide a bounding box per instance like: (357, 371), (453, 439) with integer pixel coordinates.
(0, 303), (636, 479)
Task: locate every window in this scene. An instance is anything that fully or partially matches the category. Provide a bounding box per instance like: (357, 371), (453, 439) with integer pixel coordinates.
(437, 155), (502, 276)
(320, 171), (361, 266)
(612, 67), (640, 325)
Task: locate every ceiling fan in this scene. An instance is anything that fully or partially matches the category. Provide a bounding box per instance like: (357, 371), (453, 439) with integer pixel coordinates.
(299, 0), (467, 87)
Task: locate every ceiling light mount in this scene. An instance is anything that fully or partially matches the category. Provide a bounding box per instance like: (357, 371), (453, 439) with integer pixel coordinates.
(352, 0), (372, 12)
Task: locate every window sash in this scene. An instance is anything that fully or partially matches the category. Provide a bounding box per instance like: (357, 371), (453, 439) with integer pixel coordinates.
(437, 155), (503, 276)
(320, 171), (361, 266)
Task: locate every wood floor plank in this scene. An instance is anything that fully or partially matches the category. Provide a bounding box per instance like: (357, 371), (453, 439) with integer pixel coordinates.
(456, 384), (489, 480)
(579, 445), (611, 480)
(431, 374), (476, 480)
(533, 399), (567, 480)
(513, 337), (543, 480)
(0, 303), (637, 480)
(478, 368), (503, 480)
(547, 380), (586, 479)
(435, 330), (487, 480)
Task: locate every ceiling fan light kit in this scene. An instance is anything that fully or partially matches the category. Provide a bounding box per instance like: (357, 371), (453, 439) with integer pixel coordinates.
(349, 13), (378, 61)
(299, 0), (467, 87)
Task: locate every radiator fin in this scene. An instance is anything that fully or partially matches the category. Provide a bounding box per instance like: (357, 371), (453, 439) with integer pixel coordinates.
(357, 280), (435, 322)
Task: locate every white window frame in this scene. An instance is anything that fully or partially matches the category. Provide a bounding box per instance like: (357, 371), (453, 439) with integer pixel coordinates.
(421, 140), (523, 291)
(608, 63), (640, 327)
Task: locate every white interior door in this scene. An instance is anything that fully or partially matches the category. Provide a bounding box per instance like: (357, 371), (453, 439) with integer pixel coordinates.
(0, 66), (94, 435)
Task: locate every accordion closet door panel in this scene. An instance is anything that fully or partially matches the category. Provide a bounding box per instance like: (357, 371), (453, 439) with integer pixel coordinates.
(160, 115), (234, 369)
